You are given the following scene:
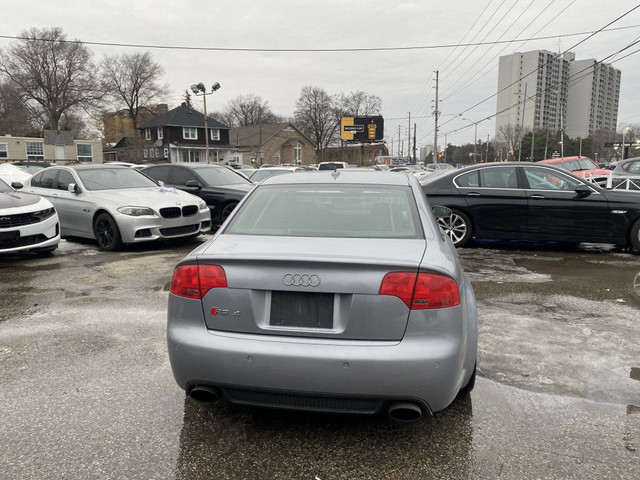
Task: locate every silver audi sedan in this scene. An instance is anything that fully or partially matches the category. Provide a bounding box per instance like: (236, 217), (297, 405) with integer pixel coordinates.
(168, 171), (477, 421)
(23, 165), (212, 250)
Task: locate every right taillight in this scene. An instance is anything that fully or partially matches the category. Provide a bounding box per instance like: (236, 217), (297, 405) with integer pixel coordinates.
(170, 264), (227, 299)
(379, 272), (460, 310)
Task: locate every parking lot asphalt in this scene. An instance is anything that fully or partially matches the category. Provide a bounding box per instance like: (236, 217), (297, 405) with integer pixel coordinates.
(0, 237), (639, 479)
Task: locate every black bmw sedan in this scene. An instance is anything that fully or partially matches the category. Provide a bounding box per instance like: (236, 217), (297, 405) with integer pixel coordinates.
(140, 164), (254, 229)
(419, 162), (640, 252)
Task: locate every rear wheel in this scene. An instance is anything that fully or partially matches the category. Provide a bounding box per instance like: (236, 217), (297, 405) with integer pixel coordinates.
(93, 213), (122, 251)
(631, 219), (640, 253)
(437, 209), (472, 247)
(220, 202), (238, 225)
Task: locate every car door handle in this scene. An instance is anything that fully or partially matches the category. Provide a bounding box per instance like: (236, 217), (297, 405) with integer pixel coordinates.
(530, 194), (546, 200)
(466, 192), (481, 197)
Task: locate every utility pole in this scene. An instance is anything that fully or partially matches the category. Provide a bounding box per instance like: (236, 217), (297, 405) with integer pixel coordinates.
(398, 125), (401, 156)
(518, 83), (527, 162)
(413, 123), (417, 163)
(408, 112), (411, 162)
(433, 70), (439, 163)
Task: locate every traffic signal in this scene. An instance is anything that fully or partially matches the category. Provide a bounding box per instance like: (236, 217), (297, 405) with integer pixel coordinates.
(468, 152), (472, 158)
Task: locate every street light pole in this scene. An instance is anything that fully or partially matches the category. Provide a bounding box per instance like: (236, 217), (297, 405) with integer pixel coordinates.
(191, 82), (221, 164)
(622, 127), (630, 160)
(462, 117), (479, 161)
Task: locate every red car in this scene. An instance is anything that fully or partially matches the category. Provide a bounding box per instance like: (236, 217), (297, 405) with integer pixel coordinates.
(537, 156), (610, 186)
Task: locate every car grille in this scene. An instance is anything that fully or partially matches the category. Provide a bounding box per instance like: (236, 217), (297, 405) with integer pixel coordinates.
(0, 233), (48, 249)
(159, 224), (199, 237)
(159, 206), (199, 218)
(222, 387), (382, 414)
(0, 212), (44, 228)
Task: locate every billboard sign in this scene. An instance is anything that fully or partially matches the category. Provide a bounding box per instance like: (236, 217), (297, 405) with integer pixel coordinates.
(341, 116), (384, 142)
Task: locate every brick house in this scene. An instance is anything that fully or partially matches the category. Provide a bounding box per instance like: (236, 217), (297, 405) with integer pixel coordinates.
(228, 123), (316, 166)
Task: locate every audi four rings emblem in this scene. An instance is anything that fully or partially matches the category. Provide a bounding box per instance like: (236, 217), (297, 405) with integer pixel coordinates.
(283, 273), (321, 287)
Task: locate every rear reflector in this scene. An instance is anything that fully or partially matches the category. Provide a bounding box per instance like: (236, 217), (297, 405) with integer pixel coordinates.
(379, 272), (460, 309)
(170, 264), (227, 299)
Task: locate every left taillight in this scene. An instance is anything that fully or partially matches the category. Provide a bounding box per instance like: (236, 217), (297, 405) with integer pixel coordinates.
(170, 264), (227, 299)
(379, 272), (460, 310)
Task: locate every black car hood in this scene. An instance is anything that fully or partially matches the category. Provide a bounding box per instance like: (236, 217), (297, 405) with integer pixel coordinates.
(0, 191), (40, 209)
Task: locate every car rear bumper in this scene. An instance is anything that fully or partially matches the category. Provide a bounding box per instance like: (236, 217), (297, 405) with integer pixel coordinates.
(167, 296), (477, 413)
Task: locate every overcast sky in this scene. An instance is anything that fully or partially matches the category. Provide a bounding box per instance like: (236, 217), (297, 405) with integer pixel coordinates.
(3, 0), (640, 149)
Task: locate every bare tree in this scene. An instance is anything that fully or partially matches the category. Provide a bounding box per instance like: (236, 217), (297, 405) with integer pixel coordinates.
(100, 51), (169, 130)
(0, 81), (33, 135)
(338, 90), (382, 117)
(215, 94), (283, 127)
(0, 27), (101, 131)
(496, 124), (525, 160)
(294, 86), (341, 159)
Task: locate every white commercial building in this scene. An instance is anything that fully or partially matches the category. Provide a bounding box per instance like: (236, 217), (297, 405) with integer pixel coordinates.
(495, 50), (621, 139)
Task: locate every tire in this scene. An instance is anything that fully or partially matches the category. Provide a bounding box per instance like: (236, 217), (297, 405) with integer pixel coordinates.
(437, 209), (473, 247)
(631, 219), (640, 253)
(220, 202), (238, 225)
(93, 213), (122, 251)
(458, 362), (477, 397)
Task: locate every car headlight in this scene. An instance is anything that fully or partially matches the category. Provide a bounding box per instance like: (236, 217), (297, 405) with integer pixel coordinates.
(198, 200), (207, 210)
(117, 206), (156, 216)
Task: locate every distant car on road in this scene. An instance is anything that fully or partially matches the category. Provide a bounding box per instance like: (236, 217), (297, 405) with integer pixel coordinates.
(0, 177), (60, 255)
(167, 170), (477, 421)
(23, 165), (211, 250)
(420, 161), (640, 252)
(317, 161), (348, 170)
(537, 156), (610, 186)
(140, 163), (253, 229)
(425, 163), (455, 172)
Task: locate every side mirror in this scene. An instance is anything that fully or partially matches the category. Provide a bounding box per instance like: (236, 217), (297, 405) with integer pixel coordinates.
(68, 183), (80, 194)
(575, 184), (592, 197)
(432, 205), (452, 219)
(11, 182), (23, 190)
(186, 180), (201, 189)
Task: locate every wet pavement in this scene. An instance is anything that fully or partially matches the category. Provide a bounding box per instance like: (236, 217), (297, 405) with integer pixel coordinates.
(0, 238), (639, 479)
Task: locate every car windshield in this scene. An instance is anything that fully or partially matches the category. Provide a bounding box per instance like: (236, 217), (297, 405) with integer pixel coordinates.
(191, 166), (252, 186)
(77, 168), (159, 190)
(0, 178), (11, 192)
(225, 184), (422, 239)
(552, 159), (598, 172)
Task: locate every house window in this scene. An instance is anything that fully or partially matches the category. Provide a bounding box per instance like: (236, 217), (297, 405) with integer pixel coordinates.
(163, 148), (168, 158)
(157, 128), (163, 140)
(294, 142), (302, 164)
(0, 143), (7, 159)
(144, 149), (148, 158)
(145, 128), (151, 140)
(210, 129), (220, 141)
(155, 149), (159, 157)
(26, 141), (44, 159)
(183, 127), (198, 140)
(76, 144), (93, 163)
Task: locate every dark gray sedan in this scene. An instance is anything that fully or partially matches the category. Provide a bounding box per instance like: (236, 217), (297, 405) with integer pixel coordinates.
(167, 171), (478, 421)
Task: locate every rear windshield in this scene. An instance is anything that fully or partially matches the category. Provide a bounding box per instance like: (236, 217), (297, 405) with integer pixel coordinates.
(225, 184), (422, 238)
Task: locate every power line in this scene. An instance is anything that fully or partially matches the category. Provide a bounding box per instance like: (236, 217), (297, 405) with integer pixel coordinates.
(0, 24), (639, 53)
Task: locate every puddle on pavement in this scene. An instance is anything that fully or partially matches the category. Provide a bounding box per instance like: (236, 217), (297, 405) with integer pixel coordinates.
(631, 367), (640, 381)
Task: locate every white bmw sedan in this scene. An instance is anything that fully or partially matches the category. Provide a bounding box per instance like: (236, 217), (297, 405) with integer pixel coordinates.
(0, 177), (60, 255)
(23, 165), (212, 250)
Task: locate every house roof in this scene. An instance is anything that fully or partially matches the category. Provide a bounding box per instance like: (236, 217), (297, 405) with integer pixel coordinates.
(229, 122), (315, 148)
(139, 104), (229, 130)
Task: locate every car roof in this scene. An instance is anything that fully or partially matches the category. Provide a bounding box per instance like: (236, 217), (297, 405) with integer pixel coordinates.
(539, 156), (593, 163)
(260, 170), (411, 186)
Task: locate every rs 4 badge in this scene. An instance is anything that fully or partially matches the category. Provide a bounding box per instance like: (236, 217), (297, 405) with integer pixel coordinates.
(210, 307), (241, 316)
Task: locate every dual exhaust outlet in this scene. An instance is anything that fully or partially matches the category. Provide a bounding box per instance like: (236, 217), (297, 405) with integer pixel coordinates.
(188, 385), (424, 422)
